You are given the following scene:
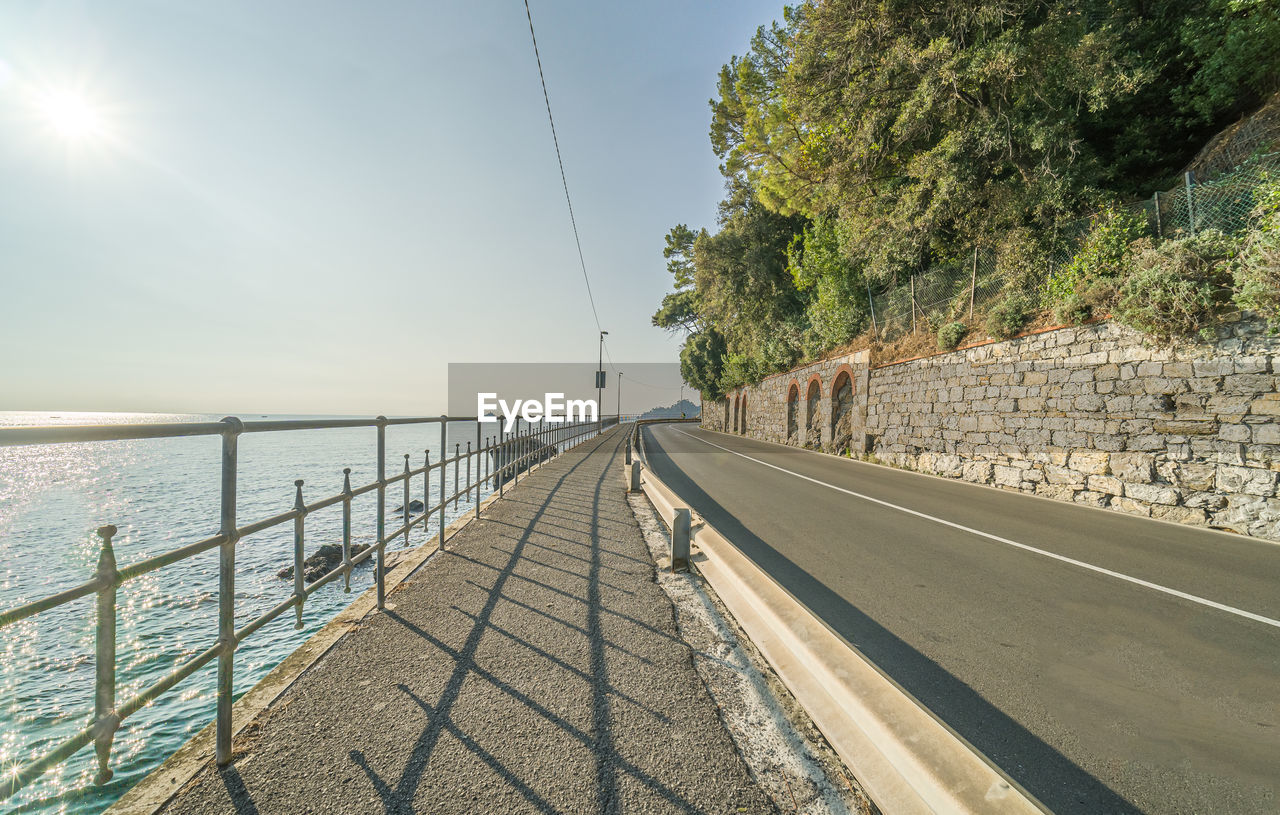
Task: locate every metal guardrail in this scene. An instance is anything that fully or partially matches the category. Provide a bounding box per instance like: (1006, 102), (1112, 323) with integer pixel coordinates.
(0, 413), (620, 800)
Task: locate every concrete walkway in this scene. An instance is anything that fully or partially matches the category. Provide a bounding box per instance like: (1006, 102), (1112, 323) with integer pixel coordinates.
(161, 428), (774, 815)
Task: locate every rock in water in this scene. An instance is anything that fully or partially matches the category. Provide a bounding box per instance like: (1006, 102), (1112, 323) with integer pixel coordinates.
(278, 542), (372, 582)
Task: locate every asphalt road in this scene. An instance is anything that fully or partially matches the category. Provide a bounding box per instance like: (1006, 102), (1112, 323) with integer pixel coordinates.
(642, 423), (1280, 815)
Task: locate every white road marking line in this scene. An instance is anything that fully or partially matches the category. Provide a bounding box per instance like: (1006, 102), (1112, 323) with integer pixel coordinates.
(668, 427), (1280, 631)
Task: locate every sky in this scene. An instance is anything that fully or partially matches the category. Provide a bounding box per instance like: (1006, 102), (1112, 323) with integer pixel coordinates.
(0, 0), (783, 415)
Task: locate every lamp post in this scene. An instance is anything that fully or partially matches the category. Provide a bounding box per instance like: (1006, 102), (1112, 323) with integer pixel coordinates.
(597, 330), (608, 431)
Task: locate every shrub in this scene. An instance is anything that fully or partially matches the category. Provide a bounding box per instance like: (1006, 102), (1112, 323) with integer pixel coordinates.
(1114, 230), (1238, 341)
(1233, 176), (1280, 327)
(937, 321), (968, 351)
(1052, 292), (1091, 326)
(995, 229), (1052, 288)
(1045, 207), (1147, 306)
(985, 294), (1032, 339)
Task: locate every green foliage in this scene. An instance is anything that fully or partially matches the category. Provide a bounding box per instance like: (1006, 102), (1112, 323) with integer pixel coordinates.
(1114, 231), (1239, 340)
(1176, 1), (1280, 123)
(985, 294), (1032, 340)
(1046, 207), (1147, 306)
(788, 217), (868, 355)
(1233, 176), (1280, 325)
(663, 224), (700, 289)
(937, 321), (968, 351)
(651, 289), (700, 333)
(656, 0), (1279, 395)
(679, 330), (726, 399)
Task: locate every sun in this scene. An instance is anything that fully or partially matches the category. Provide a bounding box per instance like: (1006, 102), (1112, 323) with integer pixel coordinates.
(33, 88), (109, 145)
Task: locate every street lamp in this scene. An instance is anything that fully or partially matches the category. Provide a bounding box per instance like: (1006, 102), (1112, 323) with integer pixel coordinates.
(597, 330), (608, 430)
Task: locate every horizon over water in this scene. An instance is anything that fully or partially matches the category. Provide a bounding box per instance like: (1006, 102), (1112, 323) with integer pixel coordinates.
(0, 410), (505, 815)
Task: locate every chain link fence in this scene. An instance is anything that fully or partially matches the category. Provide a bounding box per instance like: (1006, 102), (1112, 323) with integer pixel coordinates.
(868, 150), (1280, 343)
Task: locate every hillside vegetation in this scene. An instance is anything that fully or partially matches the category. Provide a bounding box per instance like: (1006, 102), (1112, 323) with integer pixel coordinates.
(656, 0), (1280, 398)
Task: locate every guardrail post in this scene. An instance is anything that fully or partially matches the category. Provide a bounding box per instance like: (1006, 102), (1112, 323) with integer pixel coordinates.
(422, 451), (431, 542)
(92, 524), (119, 785)
(438, 418), (447, 546)
(375, 416), (387, 610)
(625, 439), (632, 465)
(293, 480), (306, 629)
(216, 416), (242, 766)
(671, 508), (691, 572)
(402, 454), (411, 548)
(629, 460), (642, 493)
(342, 469), (353, 593)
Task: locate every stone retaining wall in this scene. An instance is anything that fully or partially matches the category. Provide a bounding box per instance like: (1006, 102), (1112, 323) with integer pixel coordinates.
(702, 319), (1280, 541)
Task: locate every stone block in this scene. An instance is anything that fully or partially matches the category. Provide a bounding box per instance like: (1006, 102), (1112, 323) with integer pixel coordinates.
(963, 461), (993, 483)
(1088, 475), (1124, 495)
(1122, 482), (1180, 505)
(1151, 505), (1207, 526)
(1065, 450), (1108, 475)
(1109, 497), (1152, 517)
(1216, 465), (1278, 497)
(1110, 453), (1155, 482)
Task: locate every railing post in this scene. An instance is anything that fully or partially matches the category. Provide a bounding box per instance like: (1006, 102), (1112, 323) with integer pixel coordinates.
(423, 450), (431, 541)
(1185, 171), (1197, 236)
(438, 418), (447, 547)
(92, 524), (119, 785)
(342, 468), (353, 593)
(625, 438), (632, 465)
(375, 416), (387, 610)
(474, 423), (481, 503)
(465, 441), (472, 512)
(629, 460), (641, 493)
(453, 443), (460, 509)
(498, 427), (506, 498)
(216, 416), (241, 766)
(293, 480), (306, 629)
(969, 247), (978, 322)
(402, 454), (411, 548)
(671, 508), (691, 572)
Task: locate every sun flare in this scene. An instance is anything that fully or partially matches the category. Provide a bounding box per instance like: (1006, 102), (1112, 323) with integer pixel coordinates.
(34, 88), (109, 145)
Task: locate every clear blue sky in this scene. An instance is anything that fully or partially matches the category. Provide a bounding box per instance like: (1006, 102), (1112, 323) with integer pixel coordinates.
(0, 0), (781, 414)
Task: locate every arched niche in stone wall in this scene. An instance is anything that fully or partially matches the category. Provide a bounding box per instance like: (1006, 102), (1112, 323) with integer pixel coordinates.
(786, 380), (800, 443)
(805, 376), (822, 448)
(830, 366), (856, 454)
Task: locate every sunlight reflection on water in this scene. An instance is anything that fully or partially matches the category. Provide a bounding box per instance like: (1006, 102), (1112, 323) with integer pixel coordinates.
(0, 412), (496, 814)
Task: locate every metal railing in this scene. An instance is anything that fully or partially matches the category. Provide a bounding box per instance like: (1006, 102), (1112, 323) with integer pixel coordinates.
(0, 413), (620, 800)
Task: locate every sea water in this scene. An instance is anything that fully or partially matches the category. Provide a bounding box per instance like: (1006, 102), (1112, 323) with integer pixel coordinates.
(0, 412), (502, 814)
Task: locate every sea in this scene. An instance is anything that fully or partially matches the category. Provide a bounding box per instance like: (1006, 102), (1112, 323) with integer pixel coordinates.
(0, 411), (507, 815)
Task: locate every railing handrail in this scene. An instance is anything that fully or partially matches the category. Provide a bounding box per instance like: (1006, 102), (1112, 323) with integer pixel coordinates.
(0, 412), (621, 802)
(0, 414), (495, 447)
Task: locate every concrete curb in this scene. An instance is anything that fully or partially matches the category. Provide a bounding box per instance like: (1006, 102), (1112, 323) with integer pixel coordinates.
(106, 439), (584, 815)
(630, 423), (1048, 815)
